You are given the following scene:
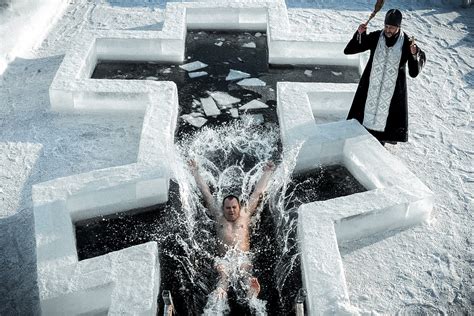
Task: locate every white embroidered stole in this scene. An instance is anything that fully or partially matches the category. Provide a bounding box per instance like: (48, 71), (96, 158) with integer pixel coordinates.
(363, 31), (404, 132)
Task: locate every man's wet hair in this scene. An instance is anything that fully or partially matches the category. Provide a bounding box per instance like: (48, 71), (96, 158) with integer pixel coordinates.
(222, 194), (240, 207)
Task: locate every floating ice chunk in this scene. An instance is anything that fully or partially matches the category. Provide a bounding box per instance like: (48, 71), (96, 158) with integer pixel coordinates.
(304, 70), (312, 77)
(226, 69), (250, 81)
(146, 76), (158, 80)
(201, 97), (221, 116)
(190, 112), (204, 117)
(215, 41), (224, 47)
(181, 114), (207, 128)
(237, 57), (243, 62)
(240, 100), (268, 110)
(242, 42), (256, 48)
(255, 32), (262, 37)
(189, 71), (208, 78)
(162, 68), (171, 74)
(230, 109), (239, 118)
(209, 92), (241, 107)
(192, 99), (201, 107)
(332, 71), (342, 76)
(179, 61), (208, 72)
(237, 78), (266, 87)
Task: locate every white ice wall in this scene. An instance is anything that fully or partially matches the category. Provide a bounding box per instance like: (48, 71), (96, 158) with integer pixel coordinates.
(33, 164), (172, 315)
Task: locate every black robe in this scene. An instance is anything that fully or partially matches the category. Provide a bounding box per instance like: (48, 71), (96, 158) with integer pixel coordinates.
(344, 30), (426, 142)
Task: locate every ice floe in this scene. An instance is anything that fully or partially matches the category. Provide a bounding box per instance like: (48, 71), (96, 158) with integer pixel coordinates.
(179, 61), (208, 72)
(237, 78), (266, 86)
(230, 108), (239, 118)
(331, 71), (342, 76)
(304, 70), (312, 77)
(200, 97), (221, 116)
(226, 69), (250, 81)
(239, 99), (268, 110)
(209, 91), (241, 106)
(188, 71), (208, 78)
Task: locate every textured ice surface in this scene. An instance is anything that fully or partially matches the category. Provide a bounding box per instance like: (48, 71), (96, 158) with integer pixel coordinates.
(239, 99), (268, 110)
(200, 96), (221, 116)
(237, 78), (266, 86)
(226, 69), (250, 81)
(179, 61), (208, 72)
(209, 91), (240, 106)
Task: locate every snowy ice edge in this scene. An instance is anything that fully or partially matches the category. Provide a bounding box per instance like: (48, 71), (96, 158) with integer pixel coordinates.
(33, 0), (433, 314)
(277, 82), (434, 313)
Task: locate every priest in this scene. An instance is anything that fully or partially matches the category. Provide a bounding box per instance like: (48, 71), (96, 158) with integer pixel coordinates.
(344, 9), (426, 145)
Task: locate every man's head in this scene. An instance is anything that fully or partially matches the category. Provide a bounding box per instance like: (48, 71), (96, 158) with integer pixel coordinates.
(222, 194), (241, 222)
(384, 9), (402, 38)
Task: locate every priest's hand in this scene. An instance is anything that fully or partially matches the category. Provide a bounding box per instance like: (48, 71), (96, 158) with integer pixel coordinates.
(357, 23), (368, 35)
(410, 37), (418, 55)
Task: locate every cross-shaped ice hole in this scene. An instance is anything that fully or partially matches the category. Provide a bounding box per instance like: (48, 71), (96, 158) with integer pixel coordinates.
(34, 0), (432, 314)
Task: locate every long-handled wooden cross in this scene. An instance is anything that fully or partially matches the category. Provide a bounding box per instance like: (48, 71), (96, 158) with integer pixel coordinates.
(358, 0), (385, 44)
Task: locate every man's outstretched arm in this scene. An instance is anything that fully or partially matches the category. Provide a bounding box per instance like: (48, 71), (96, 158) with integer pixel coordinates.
(247, 161), (275, 215)
(188, 160), (219, 217)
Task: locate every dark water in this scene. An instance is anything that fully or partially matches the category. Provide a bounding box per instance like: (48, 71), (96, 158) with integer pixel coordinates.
(92, 30), (360, 137)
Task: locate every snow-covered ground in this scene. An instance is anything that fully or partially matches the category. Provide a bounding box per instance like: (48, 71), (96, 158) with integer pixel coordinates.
(0, 0), (472, 314)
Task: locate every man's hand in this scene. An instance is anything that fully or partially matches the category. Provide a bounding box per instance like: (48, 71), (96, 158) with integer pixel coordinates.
(357, 23), (368, 35)
(248, 277), (261, 298)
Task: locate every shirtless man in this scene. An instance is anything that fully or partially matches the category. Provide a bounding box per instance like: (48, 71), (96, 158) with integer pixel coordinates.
(188, 160), (275, 300)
